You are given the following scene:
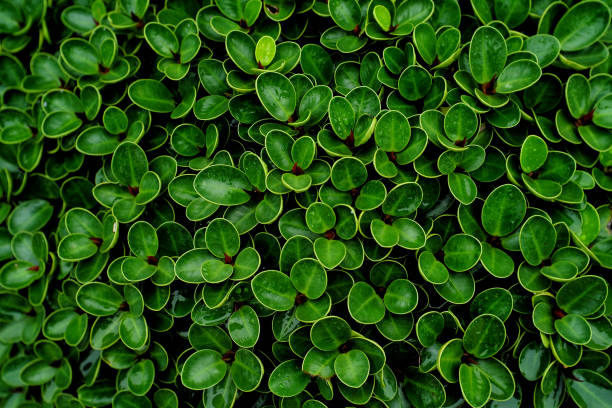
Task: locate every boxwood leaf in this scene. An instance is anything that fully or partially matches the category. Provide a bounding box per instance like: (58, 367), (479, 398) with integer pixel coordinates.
(181, 349), (227, 390)
(469, 26), (507, 85)
(268, 359), (310, 397)
(256, 72), (296, 122)
(553, 1), (611, 52)
(76, 282), (123, 316)
(459, 363), (491, 408)
(128, 79), (176, 113)
(334, 349), (370, 388)
(463, 314), (505, 358)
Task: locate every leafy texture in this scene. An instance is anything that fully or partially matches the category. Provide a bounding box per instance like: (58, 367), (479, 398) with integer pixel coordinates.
(1, 1), (611, 408)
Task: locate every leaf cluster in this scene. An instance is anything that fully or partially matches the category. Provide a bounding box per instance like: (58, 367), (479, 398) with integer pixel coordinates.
(1, 0), (612, 408)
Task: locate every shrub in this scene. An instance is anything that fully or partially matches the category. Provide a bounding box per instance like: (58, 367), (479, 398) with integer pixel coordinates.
(1, 0), (612, 407)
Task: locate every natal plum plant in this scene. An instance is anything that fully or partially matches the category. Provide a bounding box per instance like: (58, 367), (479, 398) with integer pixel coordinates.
(1, 0), (612, 407)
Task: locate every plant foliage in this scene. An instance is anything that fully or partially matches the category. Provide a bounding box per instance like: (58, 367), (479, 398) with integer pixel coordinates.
(1, 0), (612, 407)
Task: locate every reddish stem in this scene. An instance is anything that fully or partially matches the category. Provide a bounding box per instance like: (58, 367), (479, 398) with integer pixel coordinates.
(574, 110), (595, 127)
(127, 186), (139, 196)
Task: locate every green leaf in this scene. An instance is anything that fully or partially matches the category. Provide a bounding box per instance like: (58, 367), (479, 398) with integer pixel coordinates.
(566, 74), (591, 119)
(290, 258), (327, 299)
(469, 26), (507, 84)
(201, 260), (233, 283)
(255, 36), (276, 67)
(225, 31), (258, 74)
(61, 38), (100, 75)
(228, 305), (260, 348)
(523, 34), (561, 67)
(111, 142), (148, 188)
(268, 359), (310, 397)
(0, 260), (44, 290)
(556, 275), (608, 316)
(553, 1), (611, 51)
(393, 218), (426, 250)
(331, 157), (369, 191)
(463, 314), (506, 358)
(181, 350), (227, 390)
(256, 72), (296, 122)
(382, 182), (422, 216)
(122, 257), (157, 282)
(127, 221), (158, 257)
(314, 237), (346, 269)
(300, 44), (334, 85)
(154, 389), (178, 408)
(310, 316), (352, 351)
(194, 165), (252, 206)
(541, 261), (578, 281)
(414, 23), (436, 65)
(375, 110), (411, 152)
(555, 314), (592, 345)
(127, 360), (155, 396)
(416, 311), (444, 347)
(448, 173), (477, 205)
(251, 270), (297, 311)
(306, 202), (336, 234)
(519, 341), (550, 381)
(495, 0), (530, 27)
(519, 215), (556, 266)
(230, 349), (264, 392)
(114, 391), (151, 408)
(403, 368), (446, 408)
(76, 282), (123, 316)
(495, 60), (541, 94)
(398, 65), (432, 101)
(329, 0), (361, 32)
(61, 5), (97, 33)
(202, 373), (236, 407)
(329, 96), (355, 139)
(128, 79), (176, 113)
(566, 368), (612, 408)
(443, 233), (481, 272)
(205, 218), (240, 259)
(298, 86), (333, 125)
(373, 5), (391, 31)
(194, 95), (229, 121)
(520, 135), (548, 173)
(102, 106), (128, 135)
(459, 364), (491, 408)
(58, 234), (98, 261)
(418, 251), (449, 284)
(42, 111), (82, 138)
(384, 279), (418, 314)
(470, 288), (513, 321)
(348, 281), (386, 324)
(232, 247), (260, 280)
(20, 359), (58, 385)
(120, 313), (148, 349)
(444, 103), (478, 142)
(592, 94), (612, 129)
(371, 218), (399, 248)
(303, 348), (337, 379)
(437, 338), (463, 382)
(76, 126), (119, 156)
(144, 23), (179, 58)
(476, 358), (515, 400)
(334, 349), (370, 388)
(7, 199), (53, 235)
